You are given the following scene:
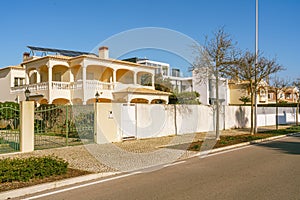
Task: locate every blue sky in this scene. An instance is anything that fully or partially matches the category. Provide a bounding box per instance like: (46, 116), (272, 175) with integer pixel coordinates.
(0, 0), (299, 79)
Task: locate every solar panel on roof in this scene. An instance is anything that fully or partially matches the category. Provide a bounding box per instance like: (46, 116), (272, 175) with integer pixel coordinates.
(27, 46), (97, 57)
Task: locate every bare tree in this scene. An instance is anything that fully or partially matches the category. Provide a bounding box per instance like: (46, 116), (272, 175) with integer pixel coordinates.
(232, 51), (284, 134)
(269, 76), (290, 130)
(193, 27), (238, 139)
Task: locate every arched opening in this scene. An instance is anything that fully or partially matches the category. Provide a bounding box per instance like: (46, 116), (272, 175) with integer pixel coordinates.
(130, 98), (149, 104)
(86, 98), (112, 104)
(151, 99), (166, 104)
(52, 98), (70, 105)
(39, 98), (48, 105)
(101, 67), (113, 82)
(85, 66), (113, 81)
(71, 65), (81, 81)
(52, 65), (70, 82)
(116, 69), (134, 84)
(137, 72), (152, 86)
(39, 65), (48, 82)
(28, 69), (37, 84)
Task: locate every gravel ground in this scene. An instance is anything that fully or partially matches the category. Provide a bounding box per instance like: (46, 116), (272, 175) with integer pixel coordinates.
(0, 125), (289, 173)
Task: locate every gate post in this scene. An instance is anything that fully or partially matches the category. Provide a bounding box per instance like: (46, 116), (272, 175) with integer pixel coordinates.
(94, 103), (119, 144)
(20, 101), (34, 152)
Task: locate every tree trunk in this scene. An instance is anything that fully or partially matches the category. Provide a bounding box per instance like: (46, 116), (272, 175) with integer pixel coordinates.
(254, 85), (258, 134)
(275, 90), (279, 130)
(250, 83), (254, 135)
(215, 74), (220, 140)
(174, 104), (177, 135)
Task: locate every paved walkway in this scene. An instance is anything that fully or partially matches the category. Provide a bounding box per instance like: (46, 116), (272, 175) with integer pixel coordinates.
(0, 125), (290, 173)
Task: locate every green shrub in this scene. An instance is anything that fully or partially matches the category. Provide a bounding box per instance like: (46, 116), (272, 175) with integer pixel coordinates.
(0, 156), (68, 182)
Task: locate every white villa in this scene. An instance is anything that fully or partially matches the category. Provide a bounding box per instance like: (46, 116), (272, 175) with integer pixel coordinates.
(123, 57), (229, 105)
(0, 46), (170, 105)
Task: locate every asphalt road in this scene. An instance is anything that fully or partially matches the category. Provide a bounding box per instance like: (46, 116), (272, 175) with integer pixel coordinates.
(21, 134), (300, 200)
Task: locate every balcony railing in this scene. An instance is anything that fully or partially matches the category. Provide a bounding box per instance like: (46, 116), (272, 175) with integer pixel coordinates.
(11, 80), (115, 93)
(52, 81), (71, 90)
(86, 80), (114, 90)
(11, 82), (48, 92)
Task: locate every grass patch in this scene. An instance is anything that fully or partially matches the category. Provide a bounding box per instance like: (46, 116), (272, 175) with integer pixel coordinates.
(189, 125), (300, 151)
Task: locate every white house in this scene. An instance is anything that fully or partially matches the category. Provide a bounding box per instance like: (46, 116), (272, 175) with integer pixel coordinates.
(124, 57), (229, 105)
(193, 72), (229, 105)
(0, 46), (170, 105)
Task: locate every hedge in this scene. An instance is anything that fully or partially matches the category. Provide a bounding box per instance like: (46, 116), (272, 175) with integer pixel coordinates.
(0, 156), (68, 182)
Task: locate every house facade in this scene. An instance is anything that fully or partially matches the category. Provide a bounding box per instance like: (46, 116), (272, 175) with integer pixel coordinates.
(0, 46), (170, 105)
(268, 86), (299, 104)
(124, 57), (230, 105)
(228, 80), (269, 105)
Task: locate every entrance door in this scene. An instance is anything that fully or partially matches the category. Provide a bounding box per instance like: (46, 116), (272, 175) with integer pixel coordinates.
(121, 104), (136, 139)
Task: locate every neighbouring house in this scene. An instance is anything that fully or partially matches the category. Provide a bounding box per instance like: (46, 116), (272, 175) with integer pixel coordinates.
(228, 80), (269, 105)
(268, 86), (299, 104)
(123, 57), (193, 93)
(192, 71), (229, 106)
(0, 46), (170, 105)
(124, 57), (230, 105)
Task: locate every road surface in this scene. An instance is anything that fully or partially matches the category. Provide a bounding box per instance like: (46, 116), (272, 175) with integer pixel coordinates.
(20, 134), (300, 200)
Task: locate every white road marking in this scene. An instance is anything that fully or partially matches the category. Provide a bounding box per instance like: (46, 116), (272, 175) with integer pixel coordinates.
(198, 145), (252, 158)
(22, 171), (142, 200)
(163, 161), (186, 168)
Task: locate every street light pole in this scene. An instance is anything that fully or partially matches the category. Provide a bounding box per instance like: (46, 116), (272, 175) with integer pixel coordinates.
(254, 0), (259, 134)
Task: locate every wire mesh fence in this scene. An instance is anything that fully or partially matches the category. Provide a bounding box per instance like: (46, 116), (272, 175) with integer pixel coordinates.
(0, 102), (20, 153)
(34, 104), (94, 150)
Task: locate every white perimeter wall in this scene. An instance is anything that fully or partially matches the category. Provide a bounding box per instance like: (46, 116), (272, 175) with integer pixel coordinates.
(96, 103), (300, 143)
(135, 105), (299, 139)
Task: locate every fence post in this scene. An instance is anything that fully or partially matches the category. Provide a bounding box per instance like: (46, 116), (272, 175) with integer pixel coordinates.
(20, 101), (34, 152)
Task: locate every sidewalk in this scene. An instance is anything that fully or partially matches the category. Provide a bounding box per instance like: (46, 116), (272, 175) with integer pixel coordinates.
(0, 125), (288, 173)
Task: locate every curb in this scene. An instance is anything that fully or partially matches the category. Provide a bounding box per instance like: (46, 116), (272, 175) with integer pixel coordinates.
(0, 172), (120, 200)
(1, 132), (298, 199)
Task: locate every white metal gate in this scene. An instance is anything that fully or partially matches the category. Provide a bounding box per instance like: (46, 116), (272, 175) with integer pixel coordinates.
(121, 104), (136, 139)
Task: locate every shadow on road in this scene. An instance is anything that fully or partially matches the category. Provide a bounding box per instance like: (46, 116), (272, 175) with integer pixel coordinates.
(257, 135), (300, 155)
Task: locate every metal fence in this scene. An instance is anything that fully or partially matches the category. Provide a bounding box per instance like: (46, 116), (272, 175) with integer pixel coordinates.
(34, 104), (94, 150)
(0, 103), (20, 153)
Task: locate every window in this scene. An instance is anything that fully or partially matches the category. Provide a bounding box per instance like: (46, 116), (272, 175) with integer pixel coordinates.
(155, 68), (161, 75)
(14, 78), (18, 87)
(14, 77), (25, 87)
(285, 93), (291, 99)
(260, 89), (266, 97)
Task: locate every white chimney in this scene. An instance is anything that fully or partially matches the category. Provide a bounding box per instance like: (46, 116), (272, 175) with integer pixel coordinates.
(23, 52), (30, 61)
(98, 46), (109, 59)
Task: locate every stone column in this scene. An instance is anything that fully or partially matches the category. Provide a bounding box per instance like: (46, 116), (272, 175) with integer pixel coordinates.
(82, 63), (87, 105)
(20, 101), (34, 152)
(134, 72), (137, 85)
(25, 70), (29, 85)
(47, 62), (53, 104)
(36, 69), (41, 83)
(152, 74), (155, 88)
(113, 70), (117, 90)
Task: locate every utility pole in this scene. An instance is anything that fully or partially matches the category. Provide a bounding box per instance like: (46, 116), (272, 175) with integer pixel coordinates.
(254, 0), (259, 134)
